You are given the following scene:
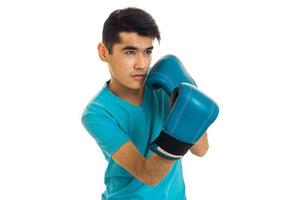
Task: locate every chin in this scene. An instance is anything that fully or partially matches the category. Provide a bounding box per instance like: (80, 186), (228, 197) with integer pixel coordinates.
(129, 82), (144, 90)
(130, 85), (142, 90)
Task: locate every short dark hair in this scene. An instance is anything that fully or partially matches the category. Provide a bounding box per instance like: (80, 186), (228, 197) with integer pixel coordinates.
(102, 7), (160, 54)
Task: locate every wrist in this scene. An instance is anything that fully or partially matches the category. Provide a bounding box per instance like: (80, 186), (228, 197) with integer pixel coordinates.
(149, 130), (193, 160)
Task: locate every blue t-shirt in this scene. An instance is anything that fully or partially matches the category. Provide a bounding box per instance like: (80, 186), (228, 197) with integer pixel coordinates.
(81, 81), (186, 200)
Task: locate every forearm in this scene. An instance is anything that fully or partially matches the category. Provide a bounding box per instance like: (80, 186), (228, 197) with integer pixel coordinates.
(190, 132), (209, 157)
(136, 153), (175, 186)
(111, 141), (175, 186)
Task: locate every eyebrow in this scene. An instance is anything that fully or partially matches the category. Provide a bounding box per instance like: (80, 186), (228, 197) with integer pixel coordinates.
(121, 46), (153, 51)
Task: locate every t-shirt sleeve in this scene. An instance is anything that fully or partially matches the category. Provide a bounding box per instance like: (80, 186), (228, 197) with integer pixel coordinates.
(81, 108), (130, 157)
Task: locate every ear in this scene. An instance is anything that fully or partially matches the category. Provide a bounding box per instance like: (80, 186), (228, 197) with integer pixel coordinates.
(98, 42), (109, 62)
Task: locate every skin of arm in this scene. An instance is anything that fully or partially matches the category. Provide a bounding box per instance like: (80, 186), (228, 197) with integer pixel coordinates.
(112, 141), (175, 186)
(189, 132), (209, 157)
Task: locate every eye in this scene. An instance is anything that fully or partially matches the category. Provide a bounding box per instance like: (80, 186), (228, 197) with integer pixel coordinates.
(145, 50), (152, 55)
(125, 50), (135, 55)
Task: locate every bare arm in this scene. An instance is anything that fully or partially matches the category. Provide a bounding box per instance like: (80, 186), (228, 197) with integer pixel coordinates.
(112, 141), (175, 186)
(190, 132), (209, 157)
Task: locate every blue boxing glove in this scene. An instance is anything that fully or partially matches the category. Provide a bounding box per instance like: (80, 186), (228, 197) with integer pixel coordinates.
(146, 54), (197, 96)
(149, 83), (219, 160)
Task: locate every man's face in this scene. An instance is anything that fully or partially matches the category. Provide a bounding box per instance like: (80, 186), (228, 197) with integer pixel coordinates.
(105, 32), (154, 91)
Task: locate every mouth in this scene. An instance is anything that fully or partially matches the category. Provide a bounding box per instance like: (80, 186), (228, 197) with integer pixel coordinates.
(132, 74), (145, 80)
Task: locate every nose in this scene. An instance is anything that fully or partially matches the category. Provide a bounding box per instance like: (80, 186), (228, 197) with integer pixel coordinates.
(134, 53), (148, 70)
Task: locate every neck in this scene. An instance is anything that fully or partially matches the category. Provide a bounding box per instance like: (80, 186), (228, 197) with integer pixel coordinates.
(108, 78), (144, 106)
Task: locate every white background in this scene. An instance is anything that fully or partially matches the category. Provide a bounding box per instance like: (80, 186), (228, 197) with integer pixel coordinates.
(1, 0), (300, 199)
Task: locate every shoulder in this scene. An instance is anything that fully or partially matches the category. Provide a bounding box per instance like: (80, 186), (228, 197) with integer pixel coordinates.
(82, 83), (112, 115)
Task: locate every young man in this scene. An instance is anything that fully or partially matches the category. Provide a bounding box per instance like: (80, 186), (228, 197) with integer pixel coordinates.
(81, 7), (213, 200)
